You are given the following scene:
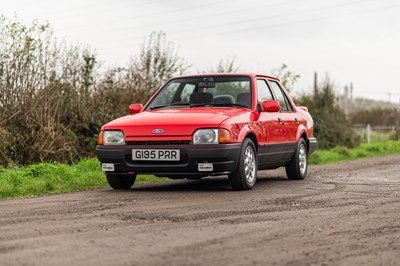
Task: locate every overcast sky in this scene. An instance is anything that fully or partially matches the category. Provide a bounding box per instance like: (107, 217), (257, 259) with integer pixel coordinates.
(2, 0), (400, 102)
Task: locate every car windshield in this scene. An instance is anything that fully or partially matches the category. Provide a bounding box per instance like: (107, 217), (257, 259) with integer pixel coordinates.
(146, 76), (252, 110)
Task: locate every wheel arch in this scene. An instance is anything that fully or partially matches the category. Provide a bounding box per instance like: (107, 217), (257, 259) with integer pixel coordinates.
(245, 132), (258, 152)
(295, 123), (307, 139)
(299, 131), (309, 152)
(237, 126), (259, 152)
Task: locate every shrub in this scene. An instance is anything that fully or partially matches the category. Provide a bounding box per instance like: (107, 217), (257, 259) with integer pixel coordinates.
(296, 76), (359, 149)
(0, 127), (15, 166)
(351, 108), (400, 126)
(0, 16), (187, 166)
(331, 146), (352, 158)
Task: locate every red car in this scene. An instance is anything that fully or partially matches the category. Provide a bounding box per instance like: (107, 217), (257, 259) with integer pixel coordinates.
(96, 74), (317, 190)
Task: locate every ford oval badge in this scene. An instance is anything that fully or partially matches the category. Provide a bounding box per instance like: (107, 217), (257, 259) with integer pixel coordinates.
(153, 129), (164, 134)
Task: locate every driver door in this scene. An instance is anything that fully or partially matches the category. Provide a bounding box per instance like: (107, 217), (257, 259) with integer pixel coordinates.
(255, 79), (288, 167)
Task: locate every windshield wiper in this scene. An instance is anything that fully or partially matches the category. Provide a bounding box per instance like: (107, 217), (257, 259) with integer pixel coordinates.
(150, 103), (189, 110)
(189, 103), (213, 108)
(212, 103), (249, 108)
(190, 103), (249, 108)
(226, 103), (248, 108)
(150, 105), (170, 110)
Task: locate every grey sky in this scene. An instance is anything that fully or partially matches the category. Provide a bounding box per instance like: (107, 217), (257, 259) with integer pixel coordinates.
(3, 0), (400, 102)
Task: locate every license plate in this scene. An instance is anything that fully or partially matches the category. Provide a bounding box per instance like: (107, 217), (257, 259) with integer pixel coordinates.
(102, 163), (115, 172)
(132, 149), (180, 161)
(198, 163), (213, 172)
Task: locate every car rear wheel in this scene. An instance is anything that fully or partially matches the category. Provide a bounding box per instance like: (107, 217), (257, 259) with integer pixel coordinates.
(285, 138), (308, 180)
(106, 173), (137, 189)
(228, 138), (257, 190)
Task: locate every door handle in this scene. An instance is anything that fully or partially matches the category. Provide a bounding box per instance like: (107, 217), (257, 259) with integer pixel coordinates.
(278, 118), (284, 124)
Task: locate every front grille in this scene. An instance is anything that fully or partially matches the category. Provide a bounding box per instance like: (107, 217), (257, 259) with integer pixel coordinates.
(125, 141), (191, 146)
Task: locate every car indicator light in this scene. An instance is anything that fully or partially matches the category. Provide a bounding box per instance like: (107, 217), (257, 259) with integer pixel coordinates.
(98, 130), (104, 145)
(218, 128), (231, 143)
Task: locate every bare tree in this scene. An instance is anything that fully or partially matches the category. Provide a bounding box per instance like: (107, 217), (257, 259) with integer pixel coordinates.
(128, 31), (189, 99)
(92, 31), (189, 122)
(272, 64), (300, 92)
(208, 57), (242, 73)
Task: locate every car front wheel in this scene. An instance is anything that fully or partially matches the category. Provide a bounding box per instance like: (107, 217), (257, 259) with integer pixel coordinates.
(106, 173), (137, 189)
(285, 138), (308, 180)
(228, 138), (257, 190)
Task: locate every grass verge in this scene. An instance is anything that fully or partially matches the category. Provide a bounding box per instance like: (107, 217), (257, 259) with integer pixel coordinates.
(309, 141), (400, 164)
(0, 158), (164, 200)
(1, 141), (399, 200)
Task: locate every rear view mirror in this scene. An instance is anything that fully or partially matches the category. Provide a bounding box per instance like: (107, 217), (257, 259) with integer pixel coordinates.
(260, 100), (280, 112)
(129, 104), (143, 114)
(199, 82), (216, 88)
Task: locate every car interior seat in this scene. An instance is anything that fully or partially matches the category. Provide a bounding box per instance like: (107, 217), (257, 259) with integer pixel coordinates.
(189, 92), (214, 106)
(236, 93), (251, 107)
(213, 95), (235, 105)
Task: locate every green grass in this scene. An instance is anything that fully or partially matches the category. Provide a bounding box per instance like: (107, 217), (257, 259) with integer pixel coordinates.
(0, 158), (163, 200)
(309, 141), (400, 165)
(1, 141), (400, 200)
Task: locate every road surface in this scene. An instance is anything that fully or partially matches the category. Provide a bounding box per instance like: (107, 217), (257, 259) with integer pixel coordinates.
(1, 154), (399, 266)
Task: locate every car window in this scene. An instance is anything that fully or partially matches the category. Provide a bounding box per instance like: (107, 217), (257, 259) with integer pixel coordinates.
(256, 79), (274, 103)
(268, 80), (293, 112)
(146, 76), (252, 110)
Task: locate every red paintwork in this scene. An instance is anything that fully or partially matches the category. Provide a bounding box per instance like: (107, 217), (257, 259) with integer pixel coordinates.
(101, 74), (315, 147)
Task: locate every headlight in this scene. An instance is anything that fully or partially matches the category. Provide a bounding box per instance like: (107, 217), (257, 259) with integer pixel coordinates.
(103, 130), (125, 145)
(193, 129), (218, 144)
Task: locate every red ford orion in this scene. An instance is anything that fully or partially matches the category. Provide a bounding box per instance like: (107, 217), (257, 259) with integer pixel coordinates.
(96, 74), (317, 190)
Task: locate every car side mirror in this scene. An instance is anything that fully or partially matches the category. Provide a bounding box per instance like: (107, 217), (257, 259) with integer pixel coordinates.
(129, 104), (143, 114)
(260, 100), (280, 112)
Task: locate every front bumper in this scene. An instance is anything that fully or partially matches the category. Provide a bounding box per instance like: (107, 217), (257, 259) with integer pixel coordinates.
(96, 143), (241, 176)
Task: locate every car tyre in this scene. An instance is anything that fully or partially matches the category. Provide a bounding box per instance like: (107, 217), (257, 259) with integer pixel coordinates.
(229, 138), (257, 190)
(106, 173), (137, 189)
(285, 138), (308, 180)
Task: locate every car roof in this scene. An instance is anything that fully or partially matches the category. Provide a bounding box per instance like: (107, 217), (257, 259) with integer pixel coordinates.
(171, 73), (280, 81)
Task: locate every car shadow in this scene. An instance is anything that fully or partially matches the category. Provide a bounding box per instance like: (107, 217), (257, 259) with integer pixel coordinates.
(127, 174), (289, 192)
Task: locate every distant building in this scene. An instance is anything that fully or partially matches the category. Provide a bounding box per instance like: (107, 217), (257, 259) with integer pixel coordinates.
(337, 84), (399, 114)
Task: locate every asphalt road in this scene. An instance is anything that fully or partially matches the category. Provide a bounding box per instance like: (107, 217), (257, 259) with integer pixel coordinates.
(1, 154), (399, 266)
